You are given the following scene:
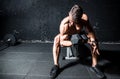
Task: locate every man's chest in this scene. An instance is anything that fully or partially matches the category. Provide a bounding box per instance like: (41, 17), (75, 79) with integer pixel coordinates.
(67, 25), (83, 34)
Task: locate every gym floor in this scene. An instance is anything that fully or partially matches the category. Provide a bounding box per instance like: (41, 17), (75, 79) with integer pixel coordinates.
(0, 43), (120, 79)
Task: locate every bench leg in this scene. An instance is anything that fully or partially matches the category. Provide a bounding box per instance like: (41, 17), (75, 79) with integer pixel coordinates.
(65, 46), (79, 60)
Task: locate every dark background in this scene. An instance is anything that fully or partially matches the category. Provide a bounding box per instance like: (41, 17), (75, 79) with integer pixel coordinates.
(0, 0), (119, 42)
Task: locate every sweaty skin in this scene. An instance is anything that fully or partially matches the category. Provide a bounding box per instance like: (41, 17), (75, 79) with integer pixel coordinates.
(53, 13), (99, 67)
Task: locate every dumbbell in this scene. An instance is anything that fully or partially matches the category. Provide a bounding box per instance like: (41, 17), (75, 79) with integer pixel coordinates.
(3, 34), (17, 46)
(71, 34), (88, 45)
(0, 34), (17, 51)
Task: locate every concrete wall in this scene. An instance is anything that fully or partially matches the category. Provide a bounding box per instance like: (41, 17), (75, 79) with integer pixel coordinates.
(0, 0), (120, 42)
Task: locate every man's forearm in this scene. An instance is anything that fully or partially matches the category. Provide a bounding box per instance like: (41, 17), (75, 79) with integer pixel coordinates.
(87, 32), (97, 42)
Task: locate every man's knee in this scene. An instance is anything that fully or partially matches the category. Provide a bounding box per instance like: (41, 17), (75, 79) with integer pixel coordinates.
(60, 41), (64, 47)
(60, 36), (71, 47)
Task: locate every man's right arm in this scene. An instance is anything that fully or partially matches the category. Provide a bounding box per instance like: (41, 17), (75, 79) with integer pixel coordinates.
(59, 17), (69, 35)
(59, 17), (72, 46)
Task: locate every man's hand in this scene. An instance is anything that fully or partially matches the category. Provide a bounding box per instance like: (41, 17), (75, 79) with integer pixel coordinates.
(88, 41), (100, 55)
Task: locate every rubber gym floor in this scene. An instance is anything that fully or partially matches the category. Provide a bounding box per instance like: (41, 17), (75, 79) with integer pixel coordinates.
(0, 42), (120, 79)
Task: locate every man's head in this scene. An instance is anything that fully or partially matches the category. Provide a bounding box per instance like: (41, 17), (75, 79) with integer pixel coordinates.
(69, 5), (83, 24)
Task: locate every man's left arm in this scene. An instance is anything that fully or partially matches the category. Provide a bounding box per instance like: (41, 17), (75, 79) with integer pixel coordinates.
(83, 15), (100, 55)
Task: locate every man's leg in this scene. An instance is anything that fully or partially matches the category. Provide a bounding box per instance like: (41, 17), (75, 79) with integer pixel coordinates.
(92, 53), (98, 67)
(50, 34), (61, 79)
(53, 35), (73, 65)
(50, 34), (72, 79)
(53, 34), (61, 66)
(53, 34), (72, 66)
(91, 53), (106, 79)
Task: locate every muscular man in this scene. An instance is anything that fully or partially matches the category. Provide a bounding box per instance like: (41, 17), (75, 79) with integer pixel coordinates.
(50, 5), (105, 79)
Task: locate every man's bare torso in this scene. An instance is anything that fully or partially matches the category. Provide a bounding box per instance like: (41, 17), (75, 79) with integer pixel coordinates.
(59, 13), (88, 36)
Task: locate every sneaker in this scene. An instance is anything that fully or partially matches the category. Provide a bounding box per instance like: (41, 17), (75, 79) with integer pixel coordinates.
(90, 66), (106, 79)
(50, 65), (60, 79)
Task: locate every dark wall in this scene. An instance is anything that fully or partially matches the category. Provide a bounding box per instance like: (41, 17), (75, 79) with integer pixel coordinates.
(0, 0), (120, 42)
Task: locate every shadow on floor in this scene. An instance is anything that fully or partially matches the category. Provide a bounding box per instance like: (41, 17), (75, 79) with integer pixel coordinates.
(60, 46), (120, 77)
(99, 50), (120, 75)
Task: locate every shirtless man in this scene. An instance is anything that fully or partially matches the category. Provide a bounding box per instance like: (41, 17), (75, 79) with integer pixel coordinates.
(50, 5), (105, 79)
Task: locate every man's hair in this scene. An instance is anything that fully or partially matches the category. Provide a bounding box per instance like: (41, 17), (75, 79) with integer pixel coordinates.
(69, 4), (83, 24)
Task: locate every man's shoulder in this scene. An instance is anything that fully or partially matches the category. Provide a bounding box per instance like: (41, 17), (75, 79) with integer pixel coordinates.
(81, 13), (88, 21)
(62, 16), (69, 22)
(61, 16), (69, 24)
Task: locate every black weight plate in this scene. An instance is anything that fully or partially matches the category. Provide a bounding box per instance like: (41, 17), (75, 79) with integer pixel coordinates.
(3, 34), (16, 46)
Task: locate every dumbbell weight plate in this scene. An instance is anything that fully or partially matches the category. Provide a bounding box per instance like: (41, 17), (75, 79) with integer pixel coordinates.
(3, 34), (16, 46)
